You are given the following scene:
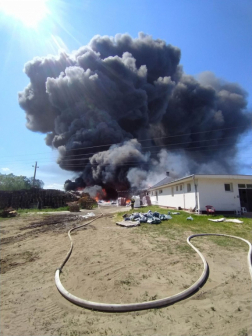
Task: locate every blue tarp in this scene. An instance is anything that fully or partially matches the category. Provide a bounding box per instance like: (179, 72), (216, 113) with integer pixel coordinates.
(124, 210), (173, 224)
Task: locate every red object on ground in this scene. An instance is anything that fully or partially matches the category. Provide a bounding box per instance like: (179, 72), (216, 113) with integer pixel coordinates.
(205, 205), (215, 214)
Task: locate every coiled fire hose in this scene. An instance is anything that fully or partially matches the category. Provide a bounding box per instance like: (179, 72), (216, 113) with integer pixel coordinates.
(55, 211), (252, 312)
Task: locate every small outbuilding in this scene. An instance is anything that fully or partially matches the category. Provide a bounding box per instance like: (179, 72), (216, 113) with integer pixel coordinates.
(148, 174), (252, 214)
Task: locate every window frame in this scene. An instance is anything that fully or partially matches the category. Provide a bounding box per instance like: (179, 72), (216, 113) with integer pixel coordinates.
(224, 183), (233, 192)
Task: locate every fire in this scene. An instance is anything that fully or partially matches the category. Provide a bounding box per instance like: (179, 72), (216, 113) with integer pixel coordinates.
(102, 188), (107, 198)
(93, 188), (108, 202)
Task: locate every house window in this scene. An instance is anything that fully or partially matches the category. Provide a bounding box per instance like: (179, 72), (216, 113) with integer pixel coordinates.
(237, 184), (252, 189)
(224, 183), (233, 192)
(180, 184), (183, 191)
(159, 189), (163, 194)
(187, 184), (191, 192)
(171, 187), (174, 197)
(176, 186), (178, 191)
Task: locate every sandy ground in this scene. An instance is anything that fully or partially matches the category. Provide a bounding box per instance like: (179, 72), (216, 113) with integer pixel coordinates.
(1, 206), (251, 336)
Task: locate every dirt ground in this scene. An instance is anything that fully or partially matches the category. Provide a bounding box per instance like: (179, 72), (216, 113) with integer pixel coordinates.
(1, 206), (251, 336)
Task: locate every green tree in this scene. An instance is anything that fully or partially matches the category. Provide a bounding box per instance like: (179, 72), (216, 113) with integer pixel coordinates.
(0, 173), (44, 191)
(27, 177), (44, 189)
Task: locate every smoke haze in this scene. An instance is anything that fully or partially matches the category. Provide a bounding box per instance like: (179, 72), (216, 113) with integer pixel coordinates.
(18, 33), (251, 194)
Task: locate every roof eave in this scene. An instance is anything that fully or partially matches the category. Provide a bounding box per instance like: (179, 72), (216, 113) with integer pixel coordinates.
(149, 174), (195, 190)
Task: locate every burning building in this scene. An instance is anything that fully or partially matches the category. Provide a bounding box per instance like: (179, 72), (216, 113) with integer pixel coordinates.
(18, 33), (251, 199)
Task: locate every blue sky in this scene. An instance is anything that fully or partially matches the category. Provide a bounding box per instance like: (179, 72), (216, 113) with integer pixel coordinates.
(0, 0), (251, 189)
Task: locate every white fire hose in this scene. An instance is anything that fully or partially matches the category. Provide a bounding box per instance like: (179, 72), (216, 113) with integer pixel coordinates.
(55, 212), (252, 312)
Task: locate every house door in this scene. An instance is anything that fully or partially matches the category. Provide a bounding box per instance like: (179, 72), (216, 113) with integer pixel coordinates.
(239, 189), (252, 211)
(155, 191), (158, 202)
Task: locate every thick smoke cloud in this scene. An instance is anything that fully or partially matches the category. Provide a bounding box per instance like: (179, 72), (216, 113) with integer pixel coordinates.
(82, 185), (106, 199)
(19, 33), (251, 194)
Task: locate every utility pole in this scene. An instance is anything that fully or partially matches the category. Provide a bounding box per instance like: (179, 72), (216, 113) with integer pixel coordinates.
(32, 161), (39, 187)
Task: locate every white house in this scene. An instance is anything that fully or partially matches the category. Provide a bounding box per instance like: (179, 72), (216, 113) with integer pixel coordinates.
(148, 174), (252, 213)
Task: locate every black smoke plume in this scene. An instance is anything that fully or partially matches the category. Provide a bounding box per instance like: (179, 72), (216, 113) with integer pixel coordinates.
(19, 33), (251, 194)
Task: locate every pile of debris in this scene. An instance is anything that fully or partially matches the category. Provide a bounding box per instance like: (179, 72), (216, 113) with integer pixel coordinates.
(78, 193), (97, 209)
(68, 202), (80, 212)
(123, 210), (172, 224)
(0, 207), (18, 218)
(67, 193), (97, 212)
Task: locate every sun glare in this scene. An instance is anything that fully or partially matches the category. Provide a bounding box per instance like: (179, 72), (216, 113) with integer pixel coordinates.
(0, 0), (50, 27)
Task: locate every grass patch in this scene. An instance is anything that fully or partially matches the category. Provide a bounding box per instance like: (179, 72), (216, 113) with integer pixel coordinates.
(0, 217), (10, 222)
(116, 274), (140, 287)
(176, 243), (193, 254)
(17, 206), (69, 214)
(17, 203), (97, 215)
(114, 206), (252, 250)
(238, 328), (248, 336)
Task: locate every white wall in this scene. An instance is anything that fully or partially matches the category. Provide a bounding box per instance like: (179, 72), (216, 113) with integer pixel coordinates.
(197, 178), (252, 211)
(150, 180), (197, 209)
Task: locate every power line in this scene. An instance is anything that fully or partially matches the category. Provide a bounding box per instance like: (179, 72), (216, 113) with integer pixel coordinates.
(62, 126), (251, 153)
(2, 153), (250, 171)
(52, 148), (252, 167)
(56, 143), (252, 162)
(1, 143), (252, 166)
(1, 135), (251, 165)
(53, 135), (245, 160)
(0, 125), (249, 159)
(55, 160), (252, 168)
(59, 136), (244, 161)
(31, 154), (252, 168)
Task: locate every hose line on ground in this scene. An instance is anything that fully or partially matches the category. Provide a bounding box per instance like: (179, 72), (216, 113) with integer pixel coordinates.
(55, 213), (252, 312)
(58, 205), (104, 272)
